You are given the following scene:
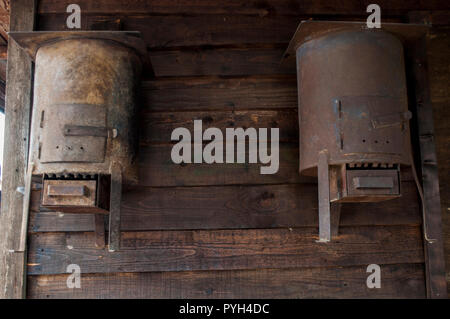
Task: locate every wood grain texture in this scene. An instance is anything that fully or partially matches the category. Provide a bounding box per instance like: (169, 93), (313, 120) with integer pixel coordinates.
(29, 182), (421, 233)
(406, 31), (447, 297)
(142, 75), (298, 111)
(137, 144), (414, 187)
(140, 109), (298, 144)
(37, 0), (450, 15)
(0, 0), (9, 12)
(27, 226), (424, 275)
(0, 0), (35, 299)
(0, 12), (8, 42)
(148, 47), (294, 77)
(0, 0), (8, 42)
(38, 14), (301, 48)
(408, 11), (450, 26)
(36, 13), (404, 49)
(138, 143), (303, 186)
(27, 263), (426, 299)
(427, 27), (450, 296)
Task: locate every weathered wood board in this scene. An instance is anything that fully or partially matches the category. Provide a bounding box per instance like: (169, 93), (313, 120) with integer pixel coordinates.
(28, 226), (424, 275)
(28, 263), (426, 299)
(0, 0), (35, 299)
(29, 182), (421, 232)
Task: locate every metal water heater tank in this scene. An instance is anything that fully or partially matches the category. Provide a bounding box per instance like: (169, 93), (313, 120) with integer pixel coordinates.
(283, 21), (427, 242)
(10, 31), (147, 252)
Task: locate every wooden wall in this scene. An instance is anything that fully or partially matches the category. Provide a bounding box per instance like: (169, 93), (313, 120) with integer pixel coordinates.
(24, 1), (450, 298)
(427, 25), (450, 296)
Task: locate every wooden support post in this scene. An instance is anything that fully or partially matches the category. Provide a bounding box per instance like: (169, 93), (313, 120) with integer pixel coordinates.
(407, 34), (448, 298)
(0, 0), (36, 299)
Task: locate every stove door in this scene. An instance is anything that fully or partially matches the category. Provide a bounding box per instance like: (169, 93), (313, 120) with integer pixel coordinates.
(40, 103), (107, 163)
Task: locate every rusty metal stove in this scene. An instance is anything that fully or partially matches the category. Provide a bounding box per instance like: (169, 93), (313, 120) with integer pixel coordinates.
(10, 31), (147, 252)
(283, 21), (428, 242)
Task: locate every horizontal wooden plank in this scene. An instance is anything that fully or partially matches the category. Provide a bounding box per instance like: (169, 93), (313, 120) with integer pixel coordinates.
(146, 30), (447, 78)
(27, 263), (426, 298)
(138, 143), (303, 186)
(137, 143), (414, 187)
(0, 12), (8, 43)
(408, 11), (450, 26)
(27, 225), (424, 275)
(142, 75), (298, 111)
(29, 181), (421, 232)
(37, 14), (404, 49)
(427, 27), (450, 292)
(38, 0), (450, 16)
(428, 28), (450, 103)
(140, 109), (298, 144)
(38, 14), (301, 48)
(149, 47), (294, 77)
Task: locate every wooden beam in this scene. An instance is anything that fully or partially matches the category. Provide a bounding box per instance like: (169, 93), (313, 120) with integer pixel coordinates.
(27, 264), (426, 299)
(29, 181), (421, 233)
(0, 0), (35, 299)
(408, 11), (450, 26)
(27, 226), (424, 275)
(0, 12), (9, 43)
(0, 1), (9, 42)
(36, 0), (450, 16)
(405, 20), (448, 297)
(0, 0), (10, 13)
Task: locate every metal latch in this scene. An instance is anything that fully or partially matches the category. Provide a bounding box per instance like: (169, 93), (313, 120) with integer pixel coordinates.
(63, 124), (108, 137)
(371, 111), (412, 129)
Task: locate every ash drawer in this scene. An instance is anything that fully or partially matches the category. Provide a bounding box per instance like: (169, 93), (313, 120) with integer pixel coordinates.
(42, 180), (97, 207)
(346, 169), (400, 197)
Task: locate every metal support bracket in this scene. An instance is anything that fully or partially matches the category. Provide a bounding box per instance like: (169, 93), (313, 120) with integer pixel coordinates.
(94, 215), (106, 249)
(317, 151), (331, 242)
(317, 152), (342, 243)
(16, 162), (34, 252)
(108, 162), (122, 252)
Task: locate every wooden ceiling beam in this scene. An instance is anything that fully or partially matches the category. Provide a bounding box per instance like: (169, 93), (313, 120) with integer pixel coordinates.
(0, 0), (9, 42)
(0, 0), (10, 12)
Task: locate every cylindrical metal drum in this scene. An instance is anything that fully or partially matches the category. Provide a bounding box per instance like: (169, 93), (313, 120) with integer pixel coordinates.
(29, 37), (142, 183)
(281, 21), (425, 242)
(296, 29), (411, 176)
(10, 31), (146, 251)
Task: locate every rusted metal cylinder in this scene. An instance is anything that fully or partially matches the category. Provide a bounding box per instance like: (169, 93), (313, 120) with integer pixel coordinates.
(28, 37), (142, 183)
(296, 29), (411, 176)
(10, 31), (146, 251)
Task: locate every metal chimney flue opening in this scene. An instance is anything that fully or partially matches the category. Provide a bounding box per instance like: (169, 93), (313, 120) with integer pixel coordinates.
(11, 31), (147, 252)
(283, 21), (429, 242)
